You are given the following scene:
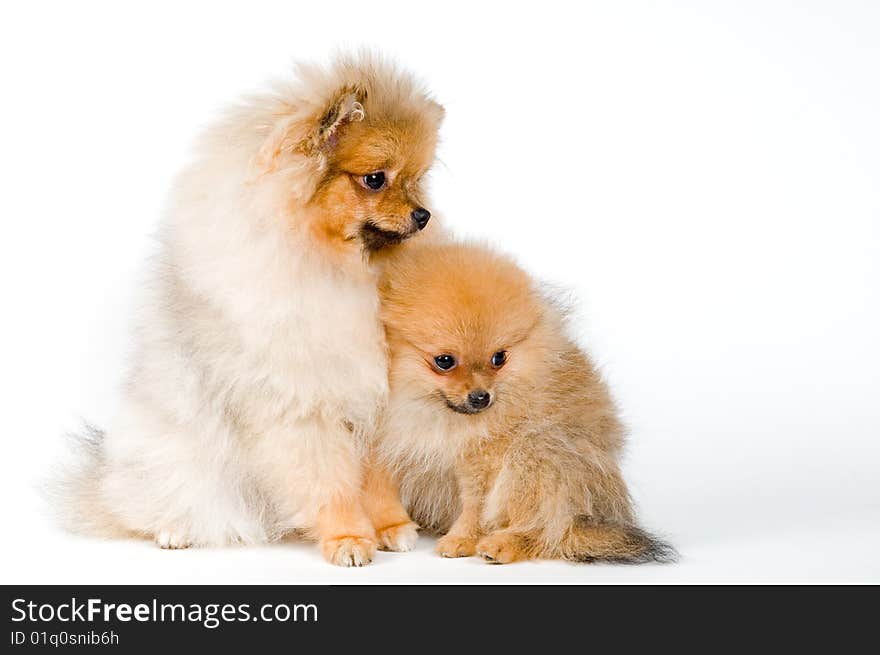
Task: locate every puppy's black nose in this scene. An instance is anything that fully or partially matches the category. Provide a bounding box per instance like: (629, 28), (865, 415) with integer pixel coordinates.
(467, 389), (491, 410)
(411, 207), (431, 230)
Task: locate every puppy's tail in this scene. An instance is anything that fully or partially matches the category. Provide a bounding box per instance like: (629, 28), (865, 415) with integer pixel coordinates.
(560, 516), (678, 564)
(45, 424), (132, 539)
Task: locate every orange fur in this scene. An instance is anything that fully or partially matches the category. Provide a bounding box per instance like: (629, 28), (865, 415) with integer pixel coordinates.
(361, 460), (419, 552)
(260, 61), (445, 267)
(271, 57), (443, 563)
(375, 242), (676, 564)
(315, 494), (377, 567)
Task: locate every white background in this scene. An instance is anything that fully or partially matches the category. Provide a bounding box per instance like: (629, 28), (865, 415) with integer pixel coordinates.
(1, 1), (878, 584)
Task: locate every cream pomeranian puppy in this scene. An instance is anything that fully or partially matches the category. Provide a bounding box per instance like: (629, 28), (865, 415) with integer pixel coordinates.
(54, 54), (444, 566)
(371, 242), (675, 563)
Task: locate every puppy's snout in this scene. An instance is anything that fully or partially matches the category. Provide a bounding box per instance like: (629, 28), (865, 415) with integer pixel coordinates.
(411, 207), (431, 230)
(467, 389), (491, 411)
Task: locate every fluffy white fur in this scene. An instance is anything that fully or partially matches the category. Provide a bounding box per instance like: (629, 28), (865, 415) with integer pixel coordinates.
(54, 55), (441, 562)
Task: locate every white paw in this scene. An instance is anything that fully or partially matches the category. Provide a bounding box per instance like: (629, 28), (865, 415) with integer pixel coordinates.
(377, 522), (419, 552)
(155, 531), (192, 550)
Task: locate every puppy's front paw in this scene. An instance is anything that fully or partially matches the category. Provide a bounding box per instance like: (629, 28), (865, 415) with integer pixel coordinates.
(476, 532), (530, 564)
(321, 536), (376, 567)
(376, 521), (419, 552)
(155, 531), (192, 550)
(436, 534), (477, 558)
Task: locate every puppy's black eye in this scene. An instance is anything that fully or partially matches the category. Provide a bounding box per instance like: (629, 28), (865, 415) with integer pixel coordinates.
(491, 351), (508, 368)
(362, 171), (386, 190)
(434, 354), (456, 371)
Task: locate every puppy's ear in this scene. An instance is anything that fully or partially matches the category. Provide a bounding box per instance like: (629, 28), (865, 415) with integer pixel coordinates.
(254, 85), (367, 173)
(313, 85), (366, 151)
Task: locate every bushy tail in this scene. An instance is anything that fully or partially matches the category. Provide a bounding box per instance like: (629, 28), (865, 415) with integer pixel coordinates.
(560, 516), (678, 564)
(45, 424), (132, 539)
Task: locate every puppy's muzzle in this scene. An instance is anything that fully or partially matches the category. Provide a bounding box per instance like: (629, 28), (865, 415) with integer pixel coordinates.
(411, 207), (431, 230)
(444, 389), (493, 415)
(360, 209), (430, 251)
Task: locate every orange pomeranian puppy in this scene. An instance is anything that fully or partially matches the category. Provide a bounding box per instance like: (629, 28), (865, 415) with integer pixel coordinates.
(371, 242), (675, 564)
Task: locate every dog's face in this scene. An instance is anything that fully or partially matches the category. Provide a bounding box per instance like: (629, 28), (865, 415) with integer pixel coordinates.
(381, 244), (547, 419)
(310, 115), (439, 252)
(253, 59), (444, 257)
